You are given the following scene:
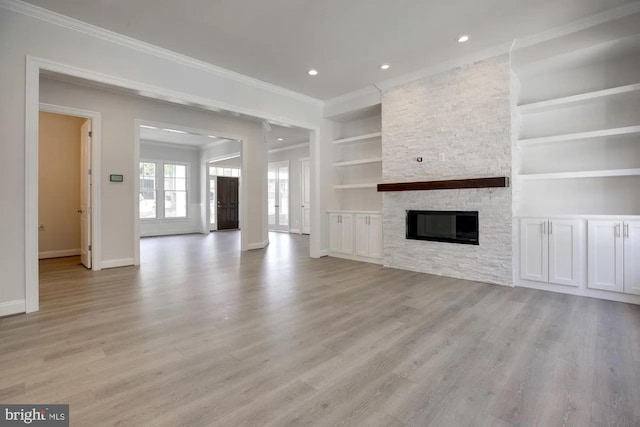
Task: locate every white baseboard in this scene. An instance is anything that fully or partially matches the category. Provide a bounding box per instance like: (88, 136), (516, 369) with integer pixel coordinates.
(39, 248), (81, 259)
(327, 251), (382, 265)
(0, 299), (26, 317)
(247, 239), (269, 250)
(101, 258), (136, 269)
(318, 249), (329, 257)
(140, 229), (201, 237)
(289, 228), (301, 234)
(517, 279), (640, 305)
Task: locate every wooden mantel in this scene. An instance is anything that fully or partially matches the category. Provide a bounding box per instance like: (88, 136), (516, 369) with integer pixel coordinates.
(377, 177), (509, 192)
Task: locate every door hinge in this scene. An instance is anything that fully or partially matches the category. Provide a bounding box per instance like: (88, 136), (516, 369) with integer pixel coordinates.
(89, 131), (92, 137)
(88, 168), (92, 175)
(88, 244), (92, 251)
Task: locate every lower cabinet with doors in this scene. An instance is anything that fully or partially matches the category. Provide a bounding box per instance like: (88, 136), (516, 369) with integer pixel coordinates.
(588, 219), (640, 295)
(329, 211), (382, 264)
(520, 217), (584, 287)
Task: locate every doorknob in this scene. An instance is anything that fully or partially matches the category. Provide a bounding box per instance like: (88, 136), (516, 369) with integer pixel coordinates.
(77, 209), (82, 213)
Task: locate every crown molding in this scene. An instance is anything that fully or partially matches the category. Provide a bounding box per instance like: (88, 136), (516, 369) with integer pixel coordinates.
(268, 142), (309, 154)
(0, 0), (322, 107)
(140, 139), (200, 151)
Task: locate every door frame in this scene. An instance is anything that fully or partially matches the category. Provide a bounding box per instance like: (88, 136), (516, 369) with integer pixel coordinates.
(299, 157), (310, 235)
(34, 103), (102, 307)
(268, 160), (290, 232)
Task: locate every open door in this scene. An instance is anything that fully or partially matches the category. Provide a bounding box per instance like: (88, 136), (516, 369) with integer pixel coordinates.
(80, 119), (92, 268)
(301, 159), (311, 235)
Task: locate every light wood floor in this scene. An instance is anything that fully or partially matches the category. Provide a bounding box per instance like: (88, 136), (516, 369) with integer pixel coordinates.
(1, 232), (639, 426)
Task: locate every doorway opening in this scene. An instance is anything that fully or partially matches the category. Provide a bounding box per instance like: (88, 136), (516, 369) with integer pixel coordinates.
(268, 161), (290, 232)
(38, 105), (100, 275)
(208, 157), (241, 232)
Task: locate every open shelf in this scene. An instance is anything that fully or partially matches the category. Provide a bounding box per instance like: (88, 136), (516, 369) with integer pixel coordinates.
(517, 83), (640, 114)
(519, 168), (640, 180)
(333, 132), (382, 145)
(518, 125), (640, 147)
(333, 157), (382, 167)
(333, 183), (378, 190)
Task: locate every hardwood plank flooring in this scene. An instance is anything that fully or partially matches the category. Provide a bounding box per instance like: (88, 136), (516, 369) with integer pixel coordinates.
(1, 231), (639, 426)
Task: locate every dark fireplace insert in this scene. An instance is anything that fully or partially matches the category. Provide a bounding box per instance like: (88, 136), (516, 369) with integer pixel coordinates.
(406, 210), (479, 245)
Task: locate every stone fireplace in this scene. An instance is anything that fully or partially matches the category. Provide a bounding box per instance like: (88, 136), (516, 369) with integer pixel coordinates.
(381, 54), (513, 286)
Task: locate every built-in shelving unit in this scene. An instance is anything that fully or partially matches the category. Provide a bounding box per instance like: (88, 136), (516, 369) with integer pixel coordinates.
(329, 107), (383, 211)
(333, 157), (382, 167)
(517, 83), (640, 114)
(519, 168), (640, 181)
(517, 125), (640, 147)
(513, 16), (640, 217)
(333, 132), (382, 145)
(333, 183), (378, 189)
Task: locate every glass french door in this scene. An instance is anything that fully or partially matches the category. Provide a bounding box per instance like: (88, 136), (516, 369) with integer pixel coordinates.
(268, 161), (289, 231)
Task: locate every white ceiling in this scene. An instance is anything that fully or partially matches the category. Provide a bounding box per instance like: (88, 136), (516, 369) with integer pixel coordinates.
(23, 0), (635, 99)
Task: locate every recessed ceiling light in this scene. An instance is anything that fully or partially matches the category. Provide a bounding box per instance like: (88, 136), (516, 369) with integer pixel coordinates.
(457, 34), (470, 43)
(207, 135), (217, 139)
(277, 138), (284, 141)
(307, 69), (318, 76)
(380, 64), (390, 70)
(163, 128), (187, 134)
(140, 125), (158, 129)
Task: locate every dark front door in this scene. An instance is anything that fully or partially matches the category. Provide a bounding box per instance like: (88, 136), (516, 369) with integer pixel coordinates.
(217, 176), (239, 230)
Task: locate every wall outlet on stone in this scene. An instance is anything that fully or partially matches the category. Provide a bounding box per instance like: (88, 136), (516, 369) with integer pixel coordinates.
(439, 152), (446, 162)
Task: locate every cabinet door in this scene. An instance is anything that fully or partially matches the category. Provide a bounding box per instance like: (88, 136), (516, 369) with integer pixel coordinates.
(340, 214), (354, 255)
(368, 214), (383, 259)
(329, 214), (342, 253)
(588, 220), (623, 293)
(520, 218), (549, 283)
(548, 219), (583, 287)
(355, 214), (369, 257)
(624, 221), (640, 295)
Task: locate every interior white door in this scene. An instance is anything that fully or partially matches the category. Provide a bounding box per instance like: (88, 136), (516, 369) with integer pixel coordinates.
(548, 219), (582, 287)
(268, 161), (289, 232)
(519, 218), (548, 283)
(588, 220), (623, 292)
(80, 119), (92, 269)
(301, 159), (311, 235)
(624, 221), (640, 295)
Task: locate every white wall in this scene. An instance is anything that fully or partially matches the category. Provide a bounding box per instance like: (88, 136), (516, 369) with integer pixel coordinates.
(38, 111), (84, 257)
(0, 5), (323, 308)
(268, 145), (310, 233)
(382, 55), (513, 286)
(139, 141), (202, 237)
(39, 77), (267, 263)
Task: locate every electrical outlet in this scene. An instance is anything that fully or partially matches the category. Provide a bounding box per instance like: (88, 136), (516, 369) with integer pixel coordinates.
(39, 224), (45, 231)
(439, 152), (446, 162)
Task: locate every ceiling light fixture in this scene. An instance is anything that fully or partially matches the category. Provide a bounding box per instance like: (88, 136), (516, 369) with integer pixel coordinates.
(457, 34), (470, 43)
(163, 128), (187, 134)
(307, 69), (318, 76)
(207, 135), (217, 139)
(140, 125), (158, 129)
(380, 64), (390, 70)
(277, 138), (284, 141)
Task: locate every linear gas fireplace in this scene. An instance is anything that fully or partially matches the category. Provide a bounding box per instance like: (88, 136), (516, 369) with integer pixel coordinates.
(406, 210), (479, 245)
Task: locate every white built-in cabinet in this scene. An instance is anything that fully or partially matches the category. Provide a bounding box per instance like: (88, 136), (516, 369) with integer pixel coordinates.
(329, 212), (382, 264)
(520, 218), (583, 287)
(588, 220), (640, 295)
(355, 214), (383, 259)
(329, 213), (353, 255)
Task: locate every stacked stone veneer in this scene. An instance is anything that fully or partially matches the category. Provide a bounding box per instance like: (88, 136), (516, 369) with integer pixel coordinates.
(382, 54), (513, 286)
